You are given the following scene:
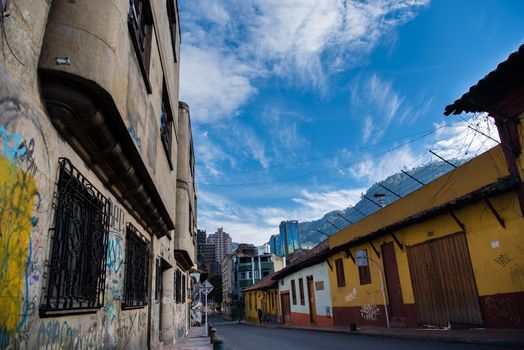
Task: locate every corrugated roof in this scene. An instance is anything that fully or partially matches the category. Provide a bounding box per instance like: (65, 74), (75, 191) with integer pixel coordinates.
(444, 45), (524, 116)
(243, 273), (277, 292)
(271, 240), (329, 280)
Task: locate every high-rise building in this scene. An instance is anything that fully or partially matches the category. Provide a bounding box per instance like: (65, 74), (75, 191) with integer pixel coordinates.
(279, 220), (301, 256)
(208, 227), (232, 264)
(196, 229), (207, 265)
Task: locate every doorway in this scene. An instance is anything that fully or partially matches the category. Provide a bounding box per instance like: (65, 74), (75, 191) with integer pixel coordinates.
(407, 232), (483, 326)
(280, 291), (291, 324)
(381, 242), (405, 324)
(306, 276), (317, 323)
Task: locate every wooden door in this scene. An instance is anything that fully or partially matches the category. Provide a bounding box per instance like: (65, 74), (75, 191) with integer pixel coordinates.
(280, 292), (291, 324)
(307, 278), (317, 323)
(382, 242), (405, 320)
(407, 232), (483, 326)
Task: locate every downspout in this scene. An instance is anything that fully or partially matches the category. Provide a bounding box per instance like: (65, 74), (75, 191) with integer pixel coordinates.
(147, 237), (155, 349)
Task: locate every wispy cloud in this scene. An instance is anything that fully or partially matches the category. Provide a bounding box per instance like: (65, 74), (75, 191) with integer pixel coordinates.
(180, 0), (429, 122)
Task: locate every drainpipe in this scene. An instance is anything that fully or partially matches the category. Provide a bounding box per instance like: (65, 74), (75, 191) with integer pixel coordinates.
(258, 256), (262, 281)
(147, 237), (155, 349)
(251, 256), (255, 284)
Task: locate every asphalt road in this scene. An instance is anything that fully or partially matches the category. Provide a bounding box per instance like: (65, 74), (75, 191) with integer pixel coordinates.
(208, 317), (519, 350)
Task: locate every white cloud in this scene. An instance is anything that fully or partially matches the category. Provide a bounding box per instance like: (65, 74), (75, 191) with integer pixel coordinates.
(180, 0), (429, 121)
(362, 116), (374, 142)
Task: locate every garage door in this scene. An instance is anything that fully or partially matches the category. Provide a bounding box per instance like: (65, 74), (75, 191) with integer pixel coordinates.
(407, 232), (483, 326)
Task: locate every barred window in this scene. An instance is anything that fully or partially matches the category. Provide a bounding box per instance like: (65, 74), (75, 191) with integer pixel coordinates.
(41, 158), (110, 315)
(358, 250), (372, 285)
(155, 258), (162, 301)
(299, 278), (305, 305)
(182, 274), (186, 302)
(123, 223), (150, 309)
(291, 279), (297, 305)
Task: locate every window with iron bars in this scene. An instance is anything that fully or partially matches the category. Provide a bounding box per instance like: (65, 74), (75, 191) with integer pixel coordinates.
(175, 270), (182, 303)
(128, 0), (153, 93)
(122, 223), (150, 309)
(155, 259), (162, 301)
(40, 158), (110, 315)
(160, 80), (174, 169)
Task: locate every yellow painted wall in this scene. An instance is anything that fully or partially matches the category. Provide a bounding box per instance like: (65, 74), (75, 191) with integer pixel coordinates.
(329, 146), (508, 249)
(328, 189), (524, 310)
(244, 288), (280, 322)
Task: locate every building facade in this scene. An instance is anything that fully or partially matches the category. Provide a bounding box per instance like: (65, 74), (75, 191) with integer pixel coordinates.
(0, 1), (196, 349)
(208, 227), (232, 264)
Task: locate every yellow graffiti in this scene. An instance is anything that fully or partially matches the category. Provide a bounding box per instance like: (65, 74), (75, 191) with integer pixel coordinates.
(0, 155), (37, 334)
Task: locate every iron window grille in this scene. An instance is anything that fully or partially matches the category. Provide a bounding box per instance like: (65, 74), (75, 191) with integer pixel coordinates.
(122, 223), (150, 309)
(358, 251), (372, 285)
(182, 274), (186, 302)
(41, 158), (110, 315)
(128, 0), (153, 93)
(160, 80), (174, 169)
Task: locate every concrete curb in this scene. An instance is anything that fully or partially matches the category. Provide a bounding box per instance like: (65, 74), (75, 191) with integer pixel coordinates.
(238, 321), (524, 348)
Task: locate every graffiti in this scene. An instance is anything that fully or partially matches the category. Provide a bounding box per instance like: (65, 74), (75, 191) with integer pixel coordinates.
(109, 201), (125, 235)
(128, 126), (142, 153)
(107, 235), (123, 274)
(37, 320), (106, 349)
(486, 297), (520, 324)
(0, 127), (37, 176)
(360, 304), (380, 321)
(510, 264), (524, 289)
(494, 254), (514, 267)
(0, 139), (39, 339)
(344, 288), (358, 303)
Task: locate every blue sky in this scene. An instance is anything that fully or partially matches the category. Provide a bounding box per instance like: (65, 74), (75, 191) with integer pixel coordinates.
(179, 0), (524, 245)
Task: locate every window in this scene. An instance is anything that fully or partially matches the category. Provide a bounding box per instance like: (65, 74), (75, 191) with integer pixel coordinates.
(175, 270), (182, 303)
(182, 274), (186, 302)
(358, 250), (372, 285)
(166, 0), (177, 62)
(299, 278), (305, 305)
(128, 0), (153, 92)
(155, 259), (162, 301)
(291, 280), (297, 305)
(335, 258), (346, 288)
(160, 80), (174, 169)
(123, 223), (150, 309)
(41, 158), (110, 314)
(240, 272), (246, 280)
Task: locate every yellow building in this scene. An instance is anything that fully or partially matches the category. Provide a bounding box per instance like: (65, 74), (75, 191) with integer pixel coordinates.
(326, 45), (524, 329)
(243, 274), (280, 324)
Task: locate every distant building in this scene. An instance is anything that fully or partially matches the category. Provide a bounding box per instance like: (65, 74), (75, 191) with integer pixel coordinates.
(196, 229), (207, 265)
(208, 227), (232, 264)
(280, 220), (301, 256)
(269, 234), (282, 256)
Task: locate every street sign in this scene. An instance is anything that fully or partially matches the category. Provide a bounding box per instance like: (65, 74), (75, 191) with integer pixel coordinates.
(356, 250), (368, 267)
(201, 280), (214, 296)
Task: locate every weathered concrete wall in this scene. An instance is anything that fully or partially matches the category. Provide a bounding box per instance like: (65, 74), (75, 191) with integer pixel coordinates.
(0, 0), (190, 349)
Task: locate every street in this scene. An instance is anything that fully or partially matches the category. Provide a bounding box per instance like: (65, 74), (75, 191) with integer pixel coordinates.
(208, 317), (519, 350)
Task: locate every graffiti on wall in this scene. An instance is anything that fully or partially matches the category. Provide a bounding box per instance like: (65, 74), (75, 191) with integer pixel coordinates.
(344, 288), (358, 303)
(494, 254), (514, 268)
(360, 304), (380, 321)
(485, 297), (520, 325)
(0, 127), (40, 347)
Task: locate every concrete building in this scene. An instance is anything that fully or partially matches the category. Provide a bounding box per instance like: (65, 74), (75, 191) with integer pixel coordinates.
(0, 1), (196, 349)
(208, 227), (232, 264)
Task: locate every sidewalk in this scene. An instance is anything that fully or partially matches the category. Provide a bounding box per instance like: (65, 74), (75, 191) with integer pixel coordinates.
(165, 326), (212, 350)
(241, 320), (524, 347)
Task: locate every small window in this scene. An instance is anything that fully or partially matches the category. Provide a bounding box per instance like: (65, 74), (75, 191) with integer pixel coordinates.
(160, 80), (174, 169)
(41, 158), (110, 314)
(335, 258), (346, 288)
(182, 274), (186, 302)
(299, 278), (305, 305)
(166, 0), (178, 62)
(128, 0), (153, 92)
(291, 280), (297, 305)
(123, 223), (150, 309)
(175, 270), (182, 303)
(155, 259), (162, 301)
(240, 272), (246, 280)
(358, 250), (371, 285)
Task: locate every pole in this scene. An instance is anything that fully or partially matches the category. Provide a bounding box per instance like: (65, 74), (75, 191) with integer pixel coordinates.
(205, 291), (208, 336)
(368, 257), (390, 328)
